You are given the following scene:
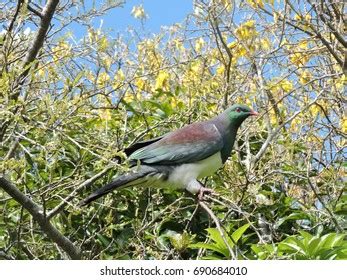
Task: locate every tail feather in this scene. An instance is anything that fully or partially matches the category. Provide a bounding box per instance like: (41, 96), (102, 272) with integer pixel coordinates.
(79, 166), (167, 206)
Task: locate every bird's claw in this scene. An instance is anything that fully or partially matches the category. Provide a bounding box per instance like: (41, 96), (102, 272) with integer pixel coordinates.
(198, 187), (214, 200)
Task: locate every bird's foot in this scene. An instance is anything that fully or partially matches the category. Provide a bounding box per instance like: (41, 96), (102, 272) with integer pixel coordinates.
(198, 186), (214, 200)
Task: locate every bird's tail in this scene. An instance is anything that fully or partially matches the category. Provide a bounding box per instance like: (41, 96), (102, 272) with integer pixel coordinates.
(79, 166), (164, 206)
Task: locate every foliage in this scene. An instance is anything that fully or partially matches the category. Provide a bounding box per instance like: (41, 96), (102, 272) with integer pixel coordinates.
(189, 224), (250, 259)
(252, 231), (347, 260)
(0, 0), (346, 260)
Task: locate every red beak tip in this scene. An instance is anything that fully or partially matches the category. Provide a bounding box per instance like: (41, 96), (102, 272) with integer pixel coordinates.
(251, 110), (259, 116)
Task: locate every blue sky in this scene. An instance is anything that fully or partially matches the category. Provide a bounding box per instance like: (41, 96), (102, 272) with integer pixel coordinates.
(93, 0), (192, 33)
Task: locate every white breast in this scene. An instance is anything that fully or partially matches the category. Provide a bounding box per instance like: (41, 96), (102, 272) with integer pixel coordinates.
(167, 152), (223, 189)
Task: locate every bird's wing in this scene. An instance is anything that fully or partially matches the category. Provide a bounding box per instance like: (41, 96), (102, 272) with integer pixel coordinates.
(124, 135), (164, 156)
(128, 121), (223, 165)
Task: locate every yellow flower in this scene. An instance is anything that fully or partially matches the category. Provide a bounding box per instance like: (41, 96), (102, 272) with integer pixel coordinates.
(269, 108), (277, 125)
(113, 69), (125, 89)
(173, 39), (184, 52)
(233, 44), (248, 57)
(290, 40), (310, 66)
(123, 91), (135, 103)
(335, 74), (346, 90)
(298, 40), (308, 49)
(210, 0), (233, 12)
(210, 80), (219, 89)
(305, 14), (311, 22)
(299, 70), (312, 85)
(195, 38), (205, 52)
(260, 38), (271, 50)
(249, 81), (258, 93)
(227, 41), (237, 49)
(280, 80), (293, 92)
(290, 52), (310, 66)
(235, 20), (258, 41)
(220, 0), (232, 12)
(97, 72), (110, 88)
(247, 0), (264, 9)
(155, 70), (170, 90)
(190, 61), (201, 74)
(273, 12), (279, 23)
(102, 56), (112, 70)
(37, 67), (45, 77)
(99, 109), (111, 121)
(341, 117), (347, 134)
(294, 14), (311, 22)
(99, 36), (109, 51)
(131, 5), (147, 19)
(216, 65), (225, 75)
(117, 69), (125, 80)
(85, 70), (95, 81)
(309, 104), (321, 116)
(290, 117), (301, 131)
(52, 41), (71, 61)
(135, 78), (146, 91)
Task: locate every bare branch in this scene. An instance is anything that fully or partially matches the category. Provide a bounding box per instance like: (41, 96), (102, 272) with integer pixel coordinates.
(27, 4), (44, 18)
(5, 0), (24, 37)
(13, 0), (60, 99)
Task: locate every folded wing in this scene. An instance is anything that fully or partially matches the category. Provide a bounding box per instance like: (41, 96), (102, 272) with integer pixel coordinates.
(128, 121), (223, 165)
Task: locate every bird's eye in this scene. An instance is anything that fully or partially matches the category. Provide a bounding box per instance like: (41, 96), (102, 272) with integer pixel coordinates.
(236, 107), (241, 113)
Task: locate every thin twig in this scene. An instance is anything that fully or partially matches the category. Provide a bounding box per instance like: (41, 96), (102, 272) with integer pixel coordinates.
(305, 159), (343, 233)
(198, 200), (236, 260)
(47, 165), (115, 219)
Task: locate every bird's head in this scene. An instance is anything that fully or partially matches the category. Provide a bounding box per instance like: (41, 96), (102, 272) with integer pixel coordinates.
(225, 104), (259, 127)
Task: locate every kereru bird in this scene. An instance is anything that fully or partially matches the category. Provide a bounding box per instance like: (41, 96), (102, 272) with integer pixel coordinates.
(80, 104), (258, 206)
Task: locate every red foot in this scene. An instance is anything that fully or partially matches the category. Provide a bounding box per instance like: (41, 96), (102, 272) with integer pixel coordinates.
(198, 187), (214, 200)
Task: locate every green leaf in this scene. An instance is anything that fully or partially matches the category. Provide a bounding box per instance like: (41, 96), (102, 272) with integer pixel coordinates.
(231, 223), (250, 245)
(251, 244), (276, 260)
(307, 236), (320, 257)
(276, 212), (311, 228)
(319, 233), (346, 249)
(167, 231), (192, 251)
(189, 242), (229, 257)
(205, 228), (231, 257)
(200, 255), (226, 260)
(96, 233), (110, 247)
(279, 236), (306, 255)
(279, 242), (306, 256)
(299, 230), (313, 244)
(206, 228), (226, 246)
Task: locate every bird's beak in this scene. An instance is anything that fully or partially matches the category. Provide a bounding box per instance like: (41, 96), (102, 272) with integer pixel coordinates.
(250, 110), (259, 116)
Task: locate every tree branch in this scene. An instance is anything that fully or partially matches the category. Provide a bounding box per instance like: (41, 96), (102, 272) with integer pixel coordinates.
(5, 0), (24, 36)
(0, 177), (81, 259)
(198, 200), (237, 259)
(308, 0), (347, 49)
(0, 250), (14, 260)
(13, 0), (60, 98)
(252, 92), (322, 165)
(305, 163), (343, 233)
(47, 165), (115, 219)
(1, 0), (60, 141)
(260, 3), (344, 68)
(27, 4), (44, 18)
